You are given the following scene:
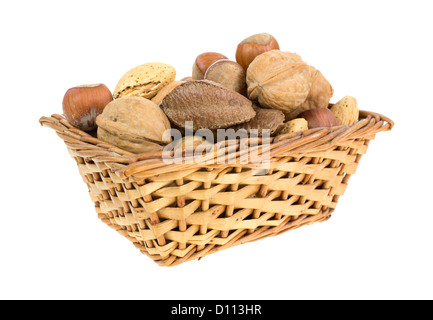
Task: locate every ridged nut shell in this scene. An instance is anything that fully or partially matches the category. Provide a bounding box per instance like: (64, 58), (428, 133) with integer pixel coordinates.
(160, 80), (256, 131)
(96, 96), (171, 154)
(284, 68), (334, 120)
(246, 50), (314, 113)
(113, 62), (176, 99)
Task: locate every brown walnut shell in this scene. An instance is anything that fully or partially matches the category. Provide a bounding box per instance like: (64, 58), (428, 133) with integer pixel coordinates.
(96, 96), (171, 154)
(283, 68), (334, 120)
(160, 80), (255, 131)
(246, 50), (313, 112)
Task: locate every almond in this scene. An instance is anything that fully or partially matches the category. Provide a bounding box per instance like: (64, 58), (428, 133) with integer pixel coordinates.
(330, 96), (359, 125)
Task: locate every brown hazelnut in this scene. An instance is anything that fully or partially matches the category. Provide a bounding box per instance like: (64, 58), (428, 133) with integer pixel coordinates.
(62, 83), (113, 131)
(235, 33), (280, 71)
(204, 59), (246, 94)
(297, 108), (339, 129)
(192, 52), (228, 80)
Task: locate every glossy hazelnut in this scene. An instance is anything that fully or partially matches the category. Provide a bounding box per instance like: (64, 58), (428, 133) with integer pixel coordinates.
(192, 52), (228, 80)
(235, 33), (280, 71)
(297, 108), (339, 129)
(62, 83), (113, 131)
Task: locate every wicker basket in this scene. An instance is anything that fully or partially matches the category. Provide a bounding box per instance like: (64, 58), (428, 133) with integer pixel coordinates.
(39, 109), (393, 267)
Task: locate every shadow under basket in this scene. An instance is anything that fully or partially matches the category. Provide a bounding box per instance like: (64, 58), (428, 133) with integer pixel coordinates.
(40, 110), (393, 267)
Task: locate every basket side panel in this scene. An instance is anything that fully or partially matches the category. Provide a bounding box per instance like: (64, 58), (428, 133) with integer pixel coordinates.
(66, 134), (374, 267)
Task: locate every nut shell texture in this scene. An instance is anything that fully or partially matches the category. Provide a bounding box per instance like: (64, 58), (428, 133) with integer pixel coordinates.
(192, 52), (228, 80)
(330, 96), (359, 125)
(297, 108), (338, 129)
(236, 33), (280, 71)
(113, 62), (176, 99)
(204, 60), (246, 94)
(160, 80), (255, 130)
(285, 68), (334, 120)
(97, 127), (164, 154)
(246, 50), (313, 113)
(278, 118), (309, 135)
(232, 105), (285, 135)
(62, 84), (113, 132)
(96, 96), (171, 153)
(151, 81), (184, 106)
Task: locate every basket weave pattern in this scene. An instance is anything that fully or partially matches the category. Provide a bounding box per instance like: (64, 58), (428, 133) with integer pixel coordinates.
(40, 110), (393, 266)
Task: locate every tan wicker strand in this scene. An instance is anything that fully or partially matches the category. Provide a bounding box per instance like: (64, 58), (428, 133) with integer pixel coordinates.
(40, 110), (393, 266)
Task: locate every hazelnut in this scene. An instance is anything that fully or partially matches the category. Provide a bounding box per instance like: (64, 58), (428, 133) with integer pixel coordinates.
(192, 52), (228, 80)
(62, 83), (113, 131)
(297, 108), (339, 129)
(235, 33), (280, 71)
(204, 59), (246, 94)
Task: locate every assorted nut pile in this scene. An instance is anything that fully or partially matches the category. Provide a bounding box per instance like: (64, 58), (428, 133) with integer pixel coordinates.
(62, 32), (360, 154)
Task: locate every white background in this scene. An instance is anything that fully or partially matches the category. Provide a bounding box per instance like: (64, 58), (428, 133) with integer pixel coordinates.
(1, 0), (432, 300)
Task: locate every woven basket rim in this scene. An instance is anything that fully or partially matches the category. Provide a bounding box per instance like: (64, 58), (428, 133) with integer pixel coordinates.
(39, 109), (393, 180)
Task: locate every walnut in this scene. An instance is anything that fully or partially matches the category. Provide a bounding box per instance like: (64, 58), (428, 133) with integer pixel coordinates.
(284, 68), (334, 120)
(96, 96), (171, 154)
(246, 50), (333, 120)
